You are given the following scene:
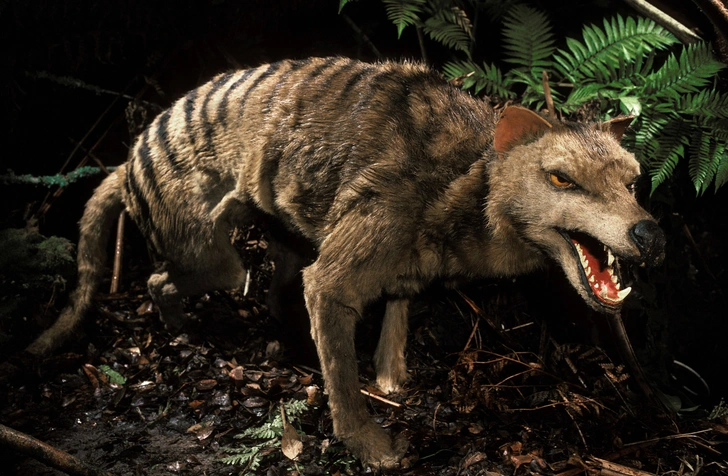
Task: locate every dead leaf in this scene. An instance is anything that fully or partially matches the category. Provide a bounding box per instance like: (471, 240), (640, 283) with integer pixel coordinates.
(196, 379), (217, 391)
(462, 451), (487, 469)
(136, 300), (155, 315)
(280, 404), (303, 461)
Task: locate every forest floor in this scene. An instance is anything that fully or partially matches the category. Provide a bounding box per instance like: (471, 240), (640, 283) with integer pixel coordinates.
(1, 226), (727, 476)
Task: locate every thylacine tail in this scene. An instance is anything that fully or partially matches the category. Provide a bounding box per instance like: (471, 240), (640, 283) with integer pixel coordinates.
(26, 164), (126, 355)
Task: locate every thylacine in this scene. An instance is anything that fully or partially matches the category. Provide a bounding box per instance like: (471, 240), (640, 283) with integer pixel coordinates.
(27, 57), (665, 468)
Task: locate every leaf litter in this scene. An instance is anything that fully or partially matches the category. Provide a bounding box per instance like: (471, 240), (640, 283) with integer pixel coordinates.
(0, 223), (726, 475)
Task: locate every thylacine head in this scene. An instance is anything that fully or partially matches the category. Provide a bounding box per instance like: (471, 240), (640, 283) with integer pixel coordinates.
(486, 106), (665, 313)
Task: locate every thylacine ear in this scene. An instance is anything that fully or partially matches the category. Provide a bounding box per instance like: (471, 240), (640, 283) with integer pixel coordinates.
(602, 115), (634, 142)
(494, 106), (553, 155)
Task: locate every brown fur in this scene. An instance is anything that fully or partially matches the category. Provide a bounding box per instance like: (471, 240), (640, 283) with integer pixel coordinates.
(27, 57), (665, 468)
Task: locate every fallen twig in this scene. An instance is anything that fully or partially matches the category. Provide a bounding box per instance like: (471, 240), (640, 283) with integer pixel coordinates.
(360, 389), (402, 407)
(110, 211), (126, 294)
(0, 423), (114, 476)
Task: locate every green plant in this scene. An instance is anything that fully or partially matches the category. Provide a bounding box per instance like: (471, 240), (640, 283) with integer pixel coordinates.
(342, 1), (728, 194)
(221, 399), (309, 473)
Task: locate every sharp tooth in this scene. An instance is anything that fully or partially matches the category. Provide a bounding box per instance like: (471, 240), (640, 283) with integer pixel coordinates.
(611, 274), (618, 284)
(589, 275), (595, 283)
(607, 249), (615, 266)
(594, 282), (600, 289)
(615, 282), (620, 290)
(599, 286), (609, 299)
(617, 287), (632, 300)
(585, 266), (591, 276)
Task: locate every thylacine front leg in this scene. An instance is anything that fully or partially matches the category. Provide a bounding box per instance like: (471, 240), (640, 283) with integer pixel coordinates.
(302, 262), (407, 468)
(374, 298), (410, 394)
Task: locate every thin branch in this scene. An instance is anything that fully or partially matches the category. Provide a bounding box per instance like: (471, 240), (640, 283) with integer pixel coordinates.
(691, 0), (728, 62)
(622, 0), (702, 44)
(341, 13), (383, 60)
(606, 311), (668, 413)
(416, 25), (429, 64)
(110, 211), (126, 294)
(542, 70), (556, 119)
(0, 424), (114, 476)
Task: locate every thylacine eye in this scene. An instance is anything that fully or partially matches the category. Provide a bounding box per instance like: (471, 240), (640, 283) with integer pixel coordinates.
(627, 182), (636, 194)
(549, 172), (575, 189)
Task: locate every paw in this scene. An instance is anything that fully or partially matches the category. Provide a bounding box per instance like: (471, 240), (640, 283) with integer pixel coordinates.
(342, 420), (408, 469)
(376, 371), (408, 394)
(375, 361), (408, 394)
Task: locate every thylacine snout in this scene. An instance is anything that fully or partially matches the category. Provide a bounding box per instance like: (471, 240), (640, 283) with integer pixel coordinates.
(630, 219), (666, 266)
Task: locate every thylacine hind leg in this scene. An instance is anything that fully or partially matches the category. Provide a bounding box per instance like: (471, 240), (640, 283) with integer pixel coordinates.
(148, 194), (249, 330)
(374, 298), (410, 394)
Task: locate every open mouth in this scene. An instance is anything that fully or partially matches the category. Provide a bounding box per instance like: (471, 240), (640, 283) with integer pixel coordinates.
(560, 230), (631, 308)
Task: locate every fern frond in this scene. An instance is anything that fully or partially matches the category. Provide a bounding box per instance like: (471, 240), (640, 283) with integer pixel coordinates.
(642, 116), (690, 193)
(502, 5), (555, 70)
(383, 0), (426, 38)
(688, 129), (728, 194)
(554, 15), (677, 82)
(424, 14), (472, 54)
(714, 142), (728, 191)
(643, 43), (725, 100)
(443, 60), (512, 97)
(678, 89), (728, 119)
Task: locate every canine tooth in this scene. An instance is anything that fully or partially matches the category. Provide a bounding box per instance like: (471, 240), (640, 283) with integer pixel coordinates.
(607, 249), (615, 266)
(617, 287), (632, 300)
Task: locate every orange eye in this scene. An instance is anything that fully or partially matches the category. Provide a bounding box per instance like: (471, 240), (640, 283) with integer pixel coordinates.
(549, 173), (574, 188)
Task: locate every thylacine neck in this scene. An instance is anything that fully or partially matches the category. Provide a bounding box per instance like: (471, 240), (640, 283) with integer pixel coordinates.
(423, 157), (545, 279)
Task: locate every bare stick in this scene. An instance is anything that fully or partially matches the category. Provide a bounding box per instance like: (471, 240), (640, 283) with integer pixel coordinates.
(607, 311), (667, 412)
(691, 0), (728, 62)
(542, 70), (556, 119)
(110, 211), (126, 294)
(341, 13), (383, 60)
(0, 423), (114, 476)
(623, 0), (701, 44)
(416, 26), (429, 64)
(360, 389), (402, 407)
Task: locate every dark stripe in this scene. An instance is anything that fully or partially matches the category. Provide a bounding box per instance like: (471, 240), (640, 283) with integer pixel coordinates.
(291, 58), (340, 129)
(217, 69), (256, 127)
(184, 88), (199, 150)
(305, 57), (340, 82)
(126, 155), (152, 237)
(136, 129), (159, 196)
(200, 73), (235, 161)
(156, 109), (183, 174)
(239, 62), (284, 111)
(336, 66), (373, 105)
(263, 60), (309, 115)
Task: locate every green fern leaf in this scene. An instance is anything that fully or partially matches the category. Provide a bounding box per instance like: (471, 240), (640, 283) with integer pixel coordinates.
(643, 43), (725, 100)
(679, 89), (728, 119)
(502, 5), (555, 70)
(443, 60), (512, 97)
(424, 15), (471, 54)
(713, 142), (728, 191)
(642, 115), (690, 193)
(383, 0), (426, 38)
(554, 15), (677, 82)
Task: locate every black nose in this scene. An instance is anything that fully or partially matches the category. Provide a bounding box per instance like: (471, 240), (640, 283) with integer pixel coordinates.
(630, 220), (666, 266)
